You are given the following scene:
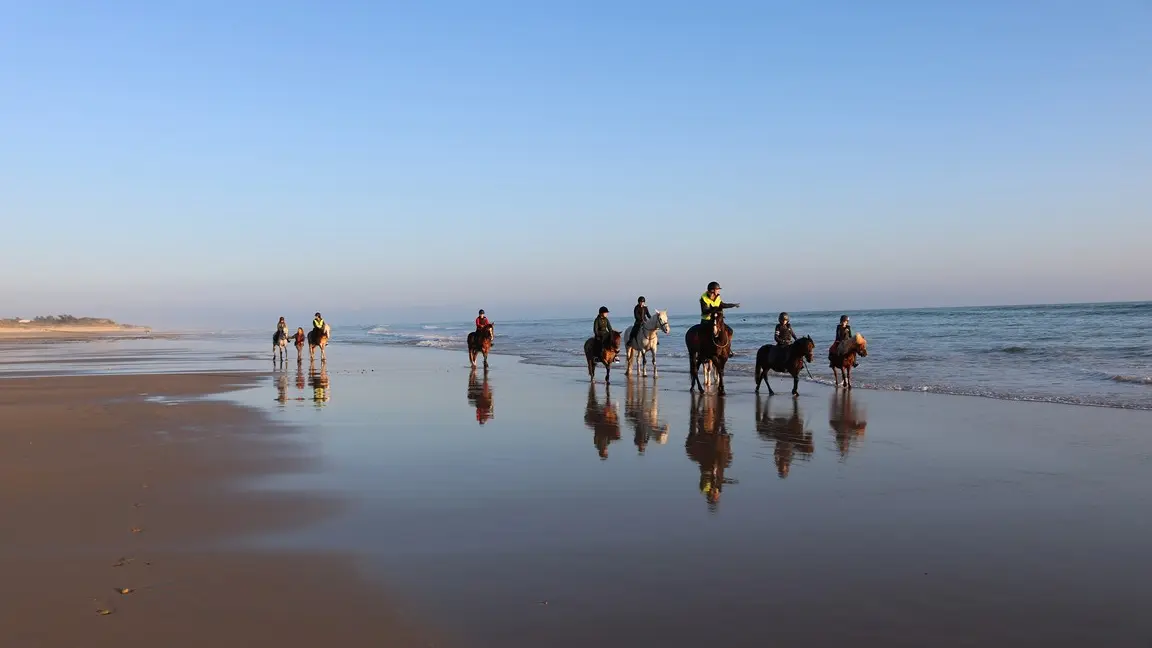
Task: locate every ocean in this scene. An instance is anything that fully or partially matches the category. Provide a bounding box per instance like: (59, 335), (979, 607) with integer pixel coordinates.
(340, 302), (1152, 410)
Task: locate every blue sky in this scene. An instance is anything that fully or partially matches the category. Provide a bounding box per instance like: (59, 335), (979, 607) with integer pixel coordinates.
(2, 1), (1148, 327)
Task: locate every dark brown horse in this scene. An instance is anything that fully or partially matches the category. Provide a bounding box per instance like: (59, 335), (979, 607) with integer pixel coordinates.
(829, 332), (867, 389)
(685, 311), (733, 394)
(686, 391), (734, 510)
(755, 396), (813, 478)
(584, 330), (623, 384)
(754, 335), (815, 396)
(467, 323), (494, 369)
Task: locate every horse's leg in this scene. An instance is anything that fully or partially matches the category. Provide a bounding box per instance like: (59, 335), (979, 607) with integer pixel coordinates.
(718, 365), (726, 396)
(688, 354), (698, 392)
(605, 360), (612, 385)
(648, 346), (656, 379)
(482, 349), (489, 369)
(765, 371), (776, 396)
(587, 356), (595, 381)
(625, 347), (633, 376)
(845, 364), (852, 390)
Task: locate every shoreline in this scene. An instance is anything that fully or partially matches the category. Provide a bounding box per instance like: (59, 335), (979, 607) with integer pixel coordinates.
(0, 371), (443, 648)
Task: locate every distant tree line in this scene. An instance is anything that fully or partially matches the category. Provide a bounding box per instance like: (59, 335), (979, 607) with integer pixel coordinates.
(0, 315), (119, 325)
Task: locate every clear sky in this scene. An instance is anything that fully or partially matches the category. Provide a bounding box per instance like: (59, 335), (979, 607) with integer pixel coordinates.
(2, 1), (1149, 327)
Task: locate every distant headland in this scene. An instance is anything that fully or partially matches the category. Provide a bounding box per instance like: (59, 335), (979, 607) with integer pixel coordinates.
(0, 314), (151, 338)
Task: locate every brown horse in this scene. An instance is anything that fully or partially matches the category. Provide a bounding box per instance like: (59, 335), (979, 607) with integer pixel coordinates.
(584, 331), (623, 384)
(467, 323), (494, 369)
(685, 311), (733, 394)
(467, 366), (493, 424)
(754, 335), (815, 396)
(829, 333), (868, 389)
(307, 323), (330, 362)
(829, 391), (867, 458)
(584, 383), (620, 459)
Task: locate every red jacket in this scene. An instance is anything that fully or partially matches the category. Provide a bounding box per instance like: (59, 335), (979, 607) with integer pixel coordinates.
(475, 316), (491, 328)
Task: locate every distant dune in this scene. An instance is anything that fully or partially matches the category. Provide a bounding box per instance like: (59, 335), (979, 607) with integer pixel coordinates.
(0, 315), (150, 338)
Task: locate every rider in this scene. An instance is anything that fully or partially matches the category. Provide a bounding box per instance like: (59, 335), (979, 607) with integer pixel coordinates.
(628, 296), (650, 346)
(474, 309), (491, 336)
(833, 314), (858, 368)
(312, 312), (325, 336)
(276, 316), (289, 340)
(699, 282), (739, 337)
(774, 312), (797, 346)
(593, 306), (618, 352)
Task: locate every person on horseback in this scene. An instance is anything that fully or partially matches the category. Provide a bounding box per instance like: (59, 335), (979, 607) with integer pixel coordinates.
(833, 314), (858, 368)
(700, 282), (739, 337)
(475, 309), (491, 336)
(774, 312), (797, 346)
(593, 306), (618, 359)
(628, 296), (650, 346)
(312, 312), (325, 336)
(276, 316), (289, 340)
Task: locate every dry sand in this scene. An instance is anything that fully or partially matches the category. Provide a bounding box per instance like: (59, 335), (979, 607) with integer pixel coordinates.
(0, 373), (443, 648)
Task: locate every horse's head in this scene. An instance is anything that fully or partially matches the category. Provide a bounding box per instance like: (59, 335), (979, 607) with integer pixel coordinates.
(656, 310), (671, 334)
(322, 323), (331, 338)
(483, 323), (495, 339)
(712, 311), (727, 339)
(798, 336), (815, 362)
(854, 333), (868, 357)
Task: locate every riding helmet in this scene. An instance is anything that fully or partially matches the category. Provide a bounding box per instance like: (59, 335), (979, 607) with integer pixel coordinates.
(840, 314), (849, 322)
(315, 312), (322, 318)
(638, 296), (645, 303)
(707, 281), (721, 291)
(599, 306), (610, 314)
(779, 312), (789, 322)
(479, 309), (485, 315)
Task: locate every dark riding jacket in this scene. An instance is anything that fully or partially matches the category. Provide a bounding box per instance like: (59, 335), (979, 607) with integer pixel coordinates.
(593, 315), (615, 342)
(634, 304), (650, 324)
(835, 324), (853, 342)
(775, 323), (797, 345)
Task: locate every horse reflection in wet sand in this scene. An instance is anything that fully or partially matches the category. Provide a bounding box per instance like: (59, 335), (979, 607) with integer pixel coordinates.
(829, 391), (868, 458)
(755, 396), (813, 479)
(308, 361), (330, 405)
(467, 367), (494, 425)
(584, 383), (621, 460)
(686, 391), (734, 510)
(625, 377), (670, 454)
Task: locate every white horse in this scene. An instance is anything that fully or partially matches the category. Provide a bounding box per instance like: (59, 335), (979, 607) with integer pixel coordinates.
(623, 310), (671, 378)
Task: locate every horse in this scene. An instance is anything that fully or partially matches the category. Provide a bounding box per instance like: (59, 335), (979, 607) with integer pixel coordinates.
(272, 328), (289, 363)
(584, 330), (623, 384)
(624, 310), (671, 378)
(755, 396), (813, 479)
(307, 323), (331, 362)
(467, 323), (494, 369)
(685, 311), (732, 394)
(829, 391), (867, 458)
(754, 335), (815, 397)
(829, 332), (868, 390)
(685, 391), (734, 510)
(467, 366), (494, 425)
(584, 383), (621, 459)
(625, 377), (670, 452)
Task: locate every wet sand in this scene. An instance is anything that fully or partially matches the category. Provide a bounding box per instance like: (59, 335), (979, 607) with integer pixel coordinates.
(5, 336), (1152, 647)
(239, 345), (1152, 648)
(0, 372), (441, 648)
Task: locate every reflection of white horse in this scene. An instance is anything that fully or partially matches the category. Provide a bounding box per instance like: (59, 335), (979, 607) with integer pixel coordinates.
(624, 310), (671, 377)
(625, 378), (671, 448)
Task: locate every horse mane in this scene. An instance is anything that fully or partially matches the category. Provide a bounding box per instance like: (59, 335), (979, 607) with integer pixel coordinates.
(854, 333), (866, 347)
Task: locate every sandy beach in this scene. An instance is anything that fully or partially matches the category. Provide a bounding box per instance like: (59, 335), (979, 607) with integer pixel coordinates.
(0, 372), (441, 648)
(3, 335), (1151, 647)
